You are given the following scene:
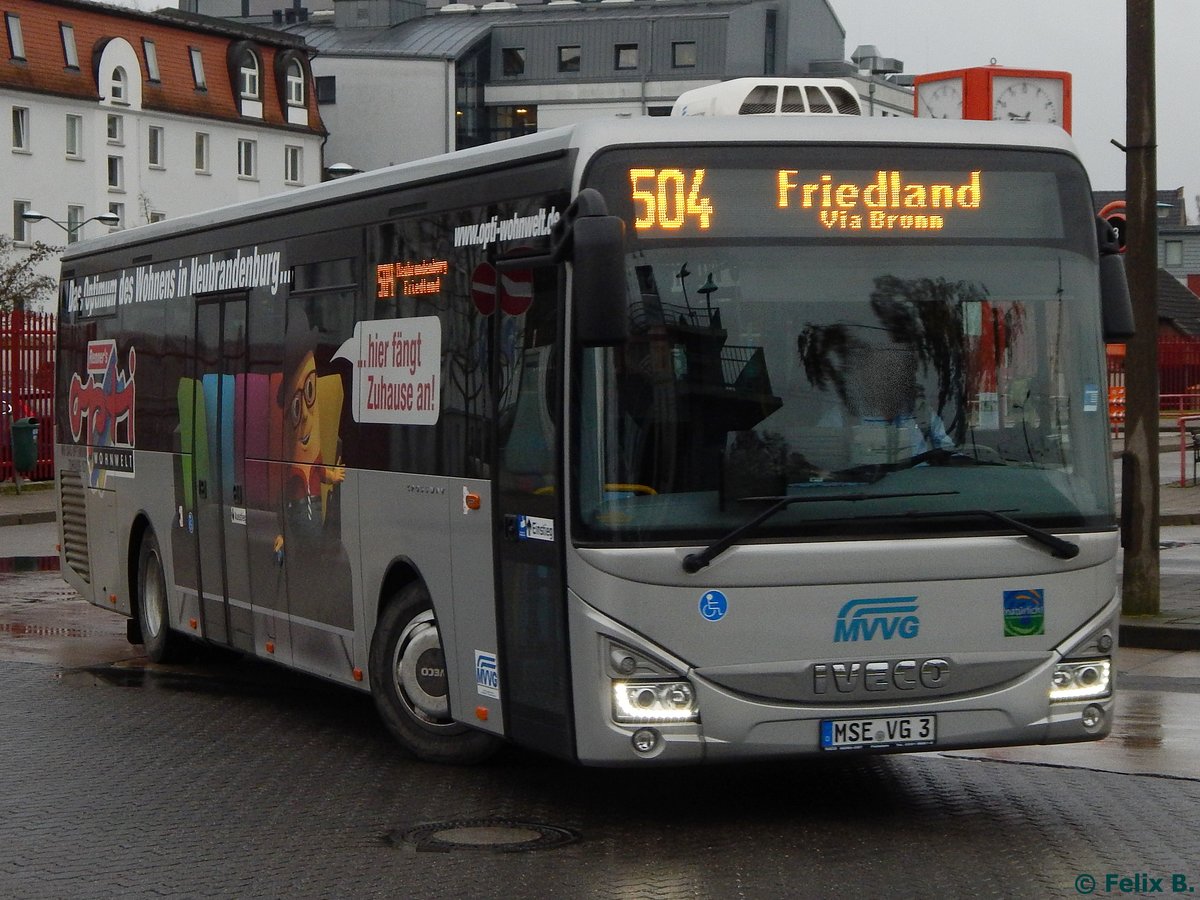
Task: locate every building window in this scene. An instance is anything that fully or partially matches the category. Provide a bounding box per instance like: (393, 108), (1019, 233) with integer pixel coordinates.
(239, 51), (260, 99)
(672, 41), (697, 68)
(1166, 240), (1184, 267)
(237, 139), (257, 179)
(194, 132), (209, 173)
(65, 114), (82, 158)
(486, 105), (537, 143)
(5, 14), (24, 61)
(148, 126), (164, 168)
(66, 205), (84, 244)
(11, 106), (29, 151)
(143, 39), (160, 82)
(190, 48), (206, 90)
(109, 67), (128, 104)
(286, 59), (305, 106)
(614, 43), (638, 70)
(238, 50), (262, 118)
(60, 24), (78, 68)
(558, 45), (581, 73)
(502, 47), (525, 76)
(107, 155), (124, 190)
(13, 200), (30, 244)
(284, 145), (302, 184)
(315, 76), (336, 104)
(764, 10), (777, 74)
(149, 210), (165, 224)
(108, 202), (124, 230)
(107, 114), (123, 145)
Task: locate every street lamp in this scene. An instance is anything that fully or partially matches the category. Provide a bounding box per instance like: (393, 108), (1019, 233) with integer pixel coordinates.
(324, 162), (361, 180)
(21, 209), (121, 237)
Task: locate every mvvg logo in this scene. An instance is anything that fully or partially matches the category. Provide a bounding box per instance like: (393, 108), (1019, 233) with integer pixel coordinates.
(834, 596), (920, 643)
(475, 650), (500, 698)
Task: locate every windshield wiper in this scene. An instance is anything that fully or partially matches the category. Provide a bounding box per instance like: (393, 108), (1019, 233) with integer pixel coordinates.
(901, 508), (1080, 559)
(827, 448), (1003, 486)
(681, 490), (958, 573)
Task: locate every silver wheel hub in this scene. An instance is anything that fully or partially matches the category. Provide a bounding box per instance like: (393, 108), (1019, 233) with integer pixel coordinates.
(392, 611), (450, 724)
(143, 550), (165, 638)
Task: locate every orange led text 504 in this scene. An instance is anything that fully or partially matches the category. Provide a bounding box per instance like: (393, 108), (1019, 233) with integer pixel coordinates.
(629, 168), (713, 231)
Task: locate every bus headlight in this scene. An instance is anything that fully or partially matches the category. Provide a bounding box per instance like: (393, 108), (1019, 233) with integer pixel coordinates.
(1049, 659), (1111, 702)
(612, 681), (699, 723)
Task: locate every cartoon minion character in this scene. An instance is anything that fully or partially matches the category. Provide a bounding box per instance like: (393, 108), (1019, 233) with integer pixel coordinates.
(274, 321), (344, 558)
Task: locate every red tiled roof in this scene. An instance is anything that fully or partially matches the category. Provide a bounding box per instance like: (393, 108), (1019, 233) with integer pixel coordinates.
(0, 0), (325, 135)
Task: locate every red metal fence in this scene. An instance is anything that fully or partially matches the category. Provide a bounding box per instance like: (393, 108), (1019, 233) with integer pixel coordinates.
(1157, 337), (1200, 415)
(1108, 339), (1200, 430)
(1, 309), (56, 483)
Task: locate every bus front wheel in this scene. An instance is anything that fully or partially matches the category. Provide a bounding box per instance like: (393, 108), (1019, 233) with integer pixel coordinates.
(136, 529), (189, 664)
(369, 582), (501, 765)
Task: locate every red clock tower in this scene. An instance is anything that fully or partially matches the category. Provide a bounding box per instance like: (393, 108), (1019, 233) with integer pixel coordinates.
(913, 66), (1072, 134)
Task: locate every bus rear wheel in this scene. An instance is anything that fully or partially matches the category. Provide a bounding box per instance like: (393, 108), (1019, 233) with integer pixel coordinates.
(369, 582), (501, 765)
(136, 529), (189, 664)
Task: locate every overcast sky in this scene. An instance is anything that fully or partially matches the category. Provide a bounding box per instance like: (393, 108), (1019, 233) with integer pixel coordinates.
(831, 0), (1199, 222)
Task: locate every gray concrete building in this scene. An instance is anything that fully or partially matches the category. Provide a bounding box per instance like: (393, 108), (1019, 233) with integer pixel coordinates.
(273, 0), (911, 172)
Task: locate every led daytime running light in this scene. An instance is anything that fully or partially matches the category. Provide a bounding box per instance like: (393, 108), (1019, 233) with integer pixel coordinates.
(1049, 660), (1111, 702)
(612, 681), (699, 724)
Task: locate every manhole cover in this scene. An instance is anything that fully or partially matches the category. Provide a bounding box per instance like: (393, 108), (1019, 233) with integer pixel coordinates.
(391, 819), (578, 853)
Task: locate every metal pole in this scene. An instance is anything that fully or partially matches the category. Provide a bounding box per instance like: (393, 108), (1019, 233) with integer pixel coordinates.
(1121, 0), (1160, 615)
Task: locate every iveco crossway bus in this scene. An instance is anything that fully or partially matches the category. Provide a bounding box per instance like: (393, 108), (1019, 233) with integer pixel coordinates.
(55, 116), (1133, 765)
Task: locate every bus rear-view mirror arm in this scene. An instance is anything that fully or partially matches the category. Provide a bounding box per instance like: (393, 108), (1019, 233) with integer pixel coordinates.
(497, 188), (629, 347)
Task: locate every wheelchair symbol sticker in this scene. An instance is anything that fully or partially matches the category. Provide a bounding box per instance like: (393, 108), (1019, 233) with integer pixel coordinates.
(699, 590), (728, 622)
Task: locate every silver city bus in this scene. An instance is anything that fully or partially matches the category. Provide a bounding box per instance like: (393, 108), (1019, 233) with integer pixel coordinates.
(55, 116), (1132, 765)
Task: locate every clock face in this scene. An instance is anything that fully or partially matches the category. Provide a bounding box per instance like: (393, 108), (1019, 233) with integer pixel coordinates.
(990, 76), (1063, 125)
(917, 78), (963, 119)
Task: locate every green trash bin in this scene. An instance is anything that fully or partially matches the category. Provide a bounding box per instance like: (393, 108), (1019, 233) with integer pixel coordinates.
(11, 417), (39, 473)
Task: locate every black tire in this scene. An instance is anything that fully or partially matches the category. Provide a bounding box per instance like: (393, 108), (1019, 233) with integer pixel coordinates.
(136, 529), (189, 664)
(369, 582), (501, 765)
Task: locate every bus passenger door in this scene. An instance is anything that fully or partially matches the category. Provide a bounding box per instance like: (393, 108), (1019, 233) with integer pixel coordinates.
(191, 295), (252, 651)
(492, 269), (575, 761)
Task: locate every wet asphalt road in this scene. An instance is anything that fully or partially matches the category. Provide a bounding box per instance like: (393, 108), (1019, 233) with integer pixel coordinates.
(2, 529), (1200, 897)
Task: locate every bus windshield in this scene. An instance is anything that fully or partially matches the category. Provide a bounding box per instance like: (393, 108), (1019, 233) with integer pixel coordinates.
(576, 145), (1114, 544)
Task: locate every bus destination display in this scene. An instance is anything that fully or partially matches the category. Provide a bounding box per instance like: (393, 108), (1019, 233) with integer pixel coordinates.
(626, 165), (1057, 240)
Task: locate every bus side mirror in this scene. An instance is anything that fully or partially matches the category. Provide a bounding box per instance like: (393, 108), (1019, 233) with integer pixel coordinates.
(1097, 216), (1134, 341)
(571, 214), (628, 347)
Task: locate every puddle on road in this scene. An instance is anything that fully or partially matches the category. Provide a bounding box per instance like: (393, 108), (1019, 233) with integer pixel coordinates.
(55, 659), (271, 696)
(56, 661), (220, 692)
(55, 655), (351, 703)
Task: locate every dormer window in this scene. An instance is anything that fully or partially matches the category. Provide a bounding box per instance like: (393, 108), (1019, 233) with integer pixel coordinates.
(237, 48), (263, 118)
(239, 51), (260, 100)
(110, 67), (128, 104)
(286, 59), (304, 106)
(276, 52), (309, 125)
(96, 39), (144, 110)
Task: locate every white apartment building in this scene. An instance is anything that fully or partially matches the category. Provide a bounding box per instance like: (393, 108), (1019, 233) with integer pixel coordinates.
(2, 0), (327, 311)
